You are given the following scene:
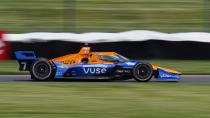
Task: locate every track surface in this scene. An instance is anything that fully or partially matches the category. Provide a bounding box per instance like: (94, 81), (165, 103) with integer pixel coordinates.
(0, 75), (210, 83)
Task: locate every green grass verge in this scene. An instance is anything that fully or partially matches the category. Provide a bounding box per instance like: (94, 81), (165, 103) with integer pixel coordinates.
(0, 0), (208, 33)
(0, 60), (210, 75)
(148, 60), (210, 75)
(0, 60), (28, 75)
(0, 83), (210, 118)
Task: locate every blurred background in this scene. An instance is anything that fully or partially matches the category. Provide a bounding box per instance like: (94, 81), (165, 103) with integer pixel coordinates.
(1, 1), (210, 117)
(0, 0), (209, 33)
(1, 0), (210, 74)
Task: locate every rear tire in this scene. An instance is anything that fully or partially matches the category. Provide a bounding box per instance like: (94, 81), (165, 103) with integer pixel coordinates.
(30, 58), (54, 81)
(133, 62), (153, 82)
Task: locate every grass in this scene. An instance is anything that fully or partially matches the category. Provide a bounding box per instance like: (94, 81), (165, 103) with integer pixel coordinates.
(0, 60), (28, 75)
(148, 60), (210, 75)
(1, 60), (210, 75)
(0, 83), (210, 117)
(0, 0), (208, 33)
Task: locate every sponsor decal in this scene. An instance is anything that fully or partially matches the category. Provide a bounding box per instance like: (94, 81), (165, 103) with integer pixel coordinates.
(160, 74), (172, 78)
(116, 69), (130, 73)
(60, 60), (75, 64)
(83, 67), (107, 74)
(83, 65), (108, 68)
(126, 62), (135, 66)
(56, 72), (63, 75)
(58, 65), (68, 68)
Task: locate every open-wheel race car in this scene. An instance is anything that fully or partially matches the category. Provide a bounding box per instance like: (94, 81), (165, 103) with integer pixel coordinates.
(15, 47), (181, 82)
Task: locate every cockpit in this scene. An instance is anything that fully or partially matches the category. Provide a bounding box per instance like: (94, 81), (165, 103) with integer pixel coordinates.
(100, 54), (129, 63)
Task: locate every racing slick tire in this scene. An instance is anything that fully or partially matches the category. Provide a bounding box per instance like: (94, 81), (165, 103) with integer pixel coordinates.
(133, 62), (153, 82)
(30, 58), (54, 81)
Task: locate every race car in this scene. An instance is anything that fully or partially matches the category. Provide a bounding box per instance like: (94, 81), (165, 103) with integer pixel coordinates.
(15, 47), (181, 82)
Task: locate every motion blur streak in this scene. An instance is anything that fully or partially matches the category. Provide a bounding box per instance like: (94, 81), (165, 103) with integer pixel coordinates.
(4, 30), (210, 43)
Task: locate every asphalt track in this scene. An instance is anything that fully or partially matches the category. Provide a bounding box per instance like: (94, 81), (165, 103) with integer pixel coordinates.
(0, 75), (210, 83)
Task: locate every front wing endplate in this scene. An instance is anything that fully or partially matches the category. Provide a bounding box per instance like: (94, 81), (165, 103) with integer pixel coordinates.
(157, 68), (180, 80)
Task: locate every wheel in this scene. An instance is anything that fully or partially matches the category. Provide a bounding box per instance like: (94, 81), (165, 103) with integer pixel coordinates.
(133, 62), (153, 82)
(30, 58), (54, 81)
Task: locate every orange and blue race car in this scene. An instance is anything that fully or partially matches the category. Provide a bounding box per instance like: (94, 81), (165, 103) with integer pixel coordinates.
(15, 47), (181, 82)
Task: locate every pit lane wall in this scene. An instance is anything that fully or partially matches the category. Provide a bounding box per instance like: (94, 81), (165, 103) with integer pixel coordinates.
(1, 30), (210, 60)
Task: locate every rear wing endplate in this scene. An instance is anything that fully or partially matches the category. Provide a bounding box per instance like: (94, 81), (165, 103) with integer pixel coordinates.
(15, 51), (36, 71)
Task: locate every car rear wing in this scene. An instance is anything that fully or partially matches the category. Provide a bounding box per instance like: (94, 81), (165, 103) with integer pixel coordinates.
(15, 51), (36, 71)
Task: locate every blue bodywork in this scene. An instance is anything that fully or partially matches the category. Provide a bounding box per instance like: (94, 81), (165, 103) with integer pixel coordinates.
(53, 61), (116, 78)
(157, 68), (180, 80)
(15, 51), (36, 60)
(53, 60), (180, 80)
(115, 60), (138, 67)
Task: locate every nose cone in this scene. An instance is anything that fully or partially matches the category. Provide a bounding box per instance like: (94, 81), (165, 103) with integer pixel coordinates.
(152, 65), (181, 75)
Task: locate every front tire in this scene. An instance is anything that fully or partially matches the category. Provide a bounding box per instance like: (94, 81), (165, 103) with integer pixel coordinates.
(133, 62), (153, 82)
(30, 58), (54, 81)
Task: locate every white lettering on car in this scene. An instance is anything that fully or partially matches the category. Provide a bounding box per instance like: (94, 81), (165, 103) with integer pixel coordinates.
(83, 67), (107, 74)
(96, 68), (100, 74)
(90, 68), (95, 74)
(160, 74), (172, 78)
(21, 62), (27, 70)
(84, 68), (90, 74)
(101, 68), (107, 73)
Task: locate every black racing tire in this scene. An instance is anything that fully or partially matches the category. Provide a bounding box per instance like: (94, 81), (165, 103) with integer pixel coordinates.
(133, 62), (153, 82)
(30, 58), (54, 81)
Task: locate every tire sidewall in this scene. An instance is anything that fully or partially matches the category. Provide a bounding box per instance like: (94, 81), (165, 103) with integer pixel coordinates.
(30, 58), (53, 80)
(133, 62), (153, 82)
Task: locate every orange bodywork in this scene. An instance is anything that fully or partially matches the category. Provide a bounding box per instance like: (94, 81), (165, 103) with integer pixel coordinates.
(152, 65), (181, 75)
(49, 47), (181, 75)
(49, 47), (117, 65)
